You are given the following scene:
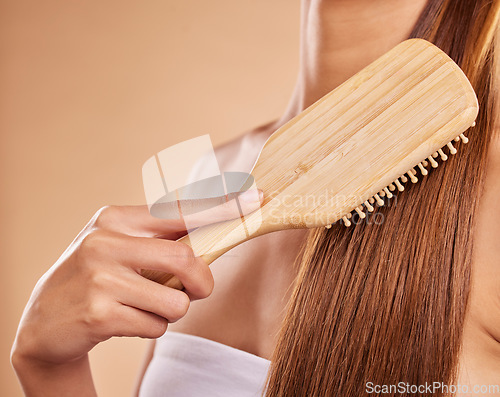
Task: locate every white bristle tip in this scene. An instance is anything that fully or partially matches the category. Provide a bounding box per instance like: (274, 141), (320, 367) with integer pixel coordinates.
(428, 156), (438, 168)
(460, 133), (469, 144)
(438, 148), (448, 161)
(355, 207), (366, 219)
(383, 187), (393, 198)
(388, 183), (396, 191)
(447, 142), (457, 155)
(374, 194), (384, 206)
(418, 163), (428, 176)
(342, 216), (351, 227)
(407, 170), (418, 183)
(395, 180), (404, 192)
(471, 121), (476, 127)
(364, 201), (374, 212)
(325, 224), (332, 229)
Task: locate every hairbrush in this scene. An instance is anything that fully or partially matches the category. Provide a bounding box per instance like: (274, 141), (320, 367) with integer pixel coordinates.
(142, 39), (478, 288)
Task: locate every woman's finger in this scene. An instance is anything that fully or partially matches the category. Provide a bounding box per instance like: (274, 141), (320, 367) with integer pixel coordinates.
(88, 189), (263, 239)
(178, 188), (263, 229)
(83, 230), (213, 299)
(111, 304), (170, 339)
(113, 271), (193, 321)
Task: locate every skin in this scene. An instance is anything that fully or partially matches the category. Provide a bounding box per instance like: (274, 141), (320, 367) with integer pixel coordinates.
(12, 0), (500, 395)
(459, 135), (500, 393)
(11, 192), (264, 396)
(168, 0), (432, 358)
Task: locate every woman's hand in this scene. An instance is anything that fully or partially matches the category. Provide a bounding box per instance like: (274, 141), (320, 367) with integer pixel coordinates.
(11, 189), (262, 396)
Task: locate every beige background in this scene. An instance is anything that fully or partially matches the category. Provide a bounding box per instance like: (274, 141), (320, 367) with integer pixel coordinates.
(0, 1), (299, 395)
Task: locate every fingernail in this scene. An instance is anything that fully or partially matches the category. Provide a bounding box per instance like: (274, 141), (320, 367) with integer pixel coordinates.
(239, 189), (263, 203)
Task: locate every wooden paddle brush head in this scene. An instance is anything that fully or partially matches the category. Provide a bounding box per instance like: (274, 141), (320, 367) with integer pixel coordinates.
(252, 39), (477, 229)
(142, 39), (478, 287)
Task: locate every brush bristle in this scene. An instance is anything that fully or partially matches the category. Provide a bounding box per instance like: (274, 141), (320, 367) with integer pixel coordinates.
(330, 123), (474, 229)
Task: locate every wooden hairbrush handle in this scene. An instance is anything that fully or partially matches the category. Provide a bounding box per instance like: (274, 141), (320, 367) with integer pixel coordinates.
(141, 209), (270, 289)
(140, 39), (478, 289)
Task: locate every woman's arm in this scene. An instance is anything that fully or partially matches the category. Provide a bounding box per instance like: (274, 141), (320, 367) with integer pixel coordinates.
(11, 190), (263, 396)
(12, 354), (97, 397)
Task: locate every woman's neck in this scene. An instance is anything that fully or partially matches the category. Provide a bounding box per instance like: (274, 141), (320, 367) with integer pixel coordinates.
(274, 0), (429, 129)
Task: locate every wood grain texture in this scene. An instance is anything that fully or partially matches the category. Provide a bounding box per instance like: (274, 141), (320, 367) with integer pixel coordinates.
(142, 39), (478, 288)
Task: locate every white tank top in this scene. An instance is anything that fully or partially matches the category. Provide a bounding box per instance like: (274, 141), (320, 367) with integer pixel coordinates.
(139, 332), (271, 397)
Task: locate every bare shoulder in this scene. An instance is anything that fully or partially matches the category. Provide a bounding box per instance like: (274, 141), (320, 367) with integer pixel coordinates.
(211, 134), (248, 171)
(471, 129), (500, 321)
(206, 120), (277, 174)
(458, 129), (500, 388)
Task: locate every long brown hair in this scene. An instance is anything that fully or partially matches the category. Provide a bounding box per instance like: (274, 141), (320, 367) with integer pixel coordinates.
(266, 1), (500, 396)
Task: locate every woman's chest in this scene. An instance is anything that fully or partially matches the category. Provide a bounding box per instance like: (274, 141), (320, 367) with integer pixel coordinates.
(168, 132), (307, 358)
(168, 228), (307, 359)
(458, 134), (500, 386)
